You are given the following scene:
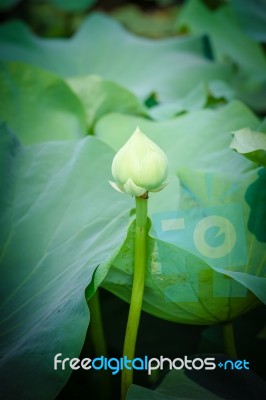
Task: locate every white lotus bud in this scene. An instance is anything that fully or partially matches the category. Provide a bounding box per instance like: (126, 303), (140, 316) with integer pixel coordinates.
(110, 127), (169, 197)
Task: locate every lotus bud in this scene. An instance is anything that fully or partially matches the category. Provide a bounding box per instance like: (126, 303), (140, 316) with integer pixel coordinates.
(110, 127), (169, 197)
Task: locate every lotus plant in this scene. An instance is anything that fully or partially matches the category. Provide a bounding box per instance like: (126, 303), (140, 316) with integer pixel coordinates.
(110, 127), (169, 399)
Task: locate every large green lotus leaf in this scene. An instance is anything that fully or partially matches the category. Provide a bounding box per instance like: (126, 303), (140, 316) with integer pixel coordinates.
(127, 367), (266, 400)
(95, 102), (265, 323)
(176, 0), (266, 112)
(230, 128), (266, 167)
(127, 370), (224, 400)
(150, 80), (235, 120)
(231, 0), (266, 43)
(102, 218), (259, 325)
(66, 75), (147, 132)
(102, 168), (264, 324)
(259, 118), (266, 133)
(0, 123), (131, 400)
(95, 101), (259, 174)
(0, 13), (232, 103)
(171, 168), (266, 302)
(0, 61), (87, 144)
(245, 168), (266, 243)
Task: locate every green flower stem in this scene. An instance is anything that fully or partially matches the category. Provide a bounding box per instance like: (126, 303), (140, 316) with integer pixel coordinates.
(121, 195), (148, 400)
(89, 290), (108, 358)
(223, 321), (237, 359)
(88, 291), (112, 400)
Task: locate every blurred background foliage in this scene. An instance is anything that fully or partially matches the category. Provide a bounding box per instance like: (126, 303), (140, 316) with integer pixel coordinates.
(1, 0), (184, 38)
(0, 0), (265, 42)
(1, 0), (265, 114)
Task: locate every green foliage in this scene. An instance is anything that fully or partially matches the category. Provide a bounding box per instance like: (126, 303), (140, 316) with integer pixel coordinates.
(231, 0), (266, 43)
(0, 0), (96, 12)
(231, 128), (266, 167)
(127, 370), (224, 400)
(93, 102), (265, 323)
(0, 123), (131, 399)
(0, 13), (232, 104)
(67, 75), (147, 131)
(94, 101), (259, 173)
(0, 3), (266, 398)
(0, 0), (21, 11)
(0, 60), (147, 140)
(111, 4), (179, 39)
(0, 61), (87, 144)
(176, 0), (266, 112)
(100, 220), (259, 324)
(126, 362), (266, 399)
(48, 0), (96, 12)
(149, 81), (235, 120)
